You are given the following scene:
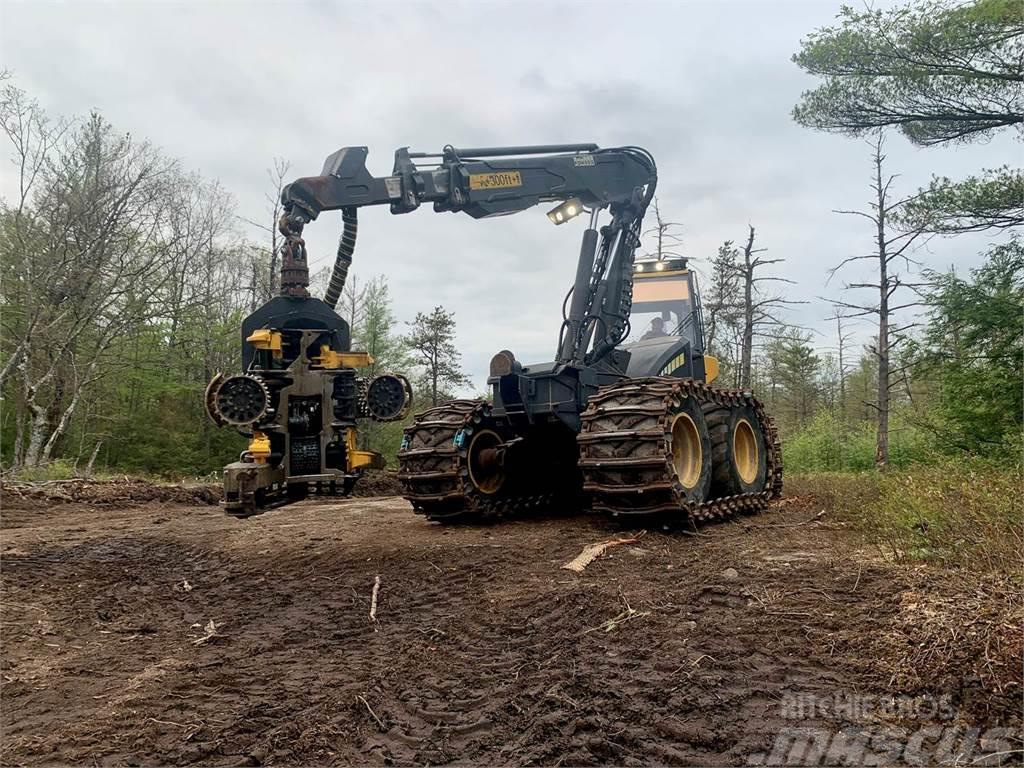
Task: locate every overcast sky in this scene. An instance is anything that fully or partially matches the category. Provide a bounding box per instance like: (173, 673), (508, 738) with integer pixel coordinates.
(2, 0), (1017, 391)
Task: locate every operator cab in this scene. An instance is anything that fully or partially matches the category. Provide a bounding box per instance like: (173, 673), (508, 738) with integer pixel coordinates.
(626, 257), (699, 347)
(623, 257), (718, 383)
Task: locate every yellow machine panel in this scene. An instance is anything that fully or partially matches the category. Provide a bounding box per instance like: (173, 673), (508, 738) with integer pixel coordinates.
(704, 355), (720, 383)
(313, 346), (374, 370)
(469, 172), (523, 190)
(246, 329), (283, 355)
(633, 275), (691, 302)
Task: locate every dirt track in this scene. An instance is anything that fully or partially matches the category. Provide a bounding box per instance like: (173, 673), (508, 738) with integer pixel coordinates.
(1, 490), (1020, 766)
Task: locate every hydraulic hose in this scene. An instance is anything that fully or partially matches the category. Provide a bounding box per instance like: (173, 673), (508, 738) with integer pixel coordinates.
(324, 207), (357, 310)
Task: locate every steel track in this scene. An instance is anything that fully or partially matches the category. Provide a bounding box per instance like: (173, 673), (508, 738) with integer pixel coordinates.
(397, 400), (558, 521)
(578, 377), (782, 526)
(398, 378), (783, 526)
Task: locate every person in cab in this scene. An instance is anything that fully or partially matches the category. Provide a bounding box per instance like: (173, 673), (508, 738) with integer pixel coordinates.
(641, 317), (668, 340)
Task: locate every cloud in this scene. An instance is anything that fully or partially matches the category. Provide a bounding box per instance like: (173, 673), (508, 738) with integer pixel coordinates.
(2, 0), (1015, 391)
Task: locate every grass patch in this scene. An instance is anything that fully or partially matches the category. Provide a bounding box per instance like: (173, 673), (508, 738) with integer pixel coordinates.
(788, 459), (1023, 574)
(1, 459), (214, 485)
(3, 459), (85, 483)
(782, 411), (935, 472)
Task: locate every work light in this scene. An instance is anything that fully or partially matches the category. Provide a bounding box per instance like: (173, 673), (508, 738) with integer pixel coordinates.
(547, 198), (584, 225)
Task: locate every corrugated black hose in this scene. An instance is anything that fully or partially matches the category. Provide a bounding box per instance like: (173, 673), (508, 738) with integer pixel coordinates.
(324, 207), (357, 310)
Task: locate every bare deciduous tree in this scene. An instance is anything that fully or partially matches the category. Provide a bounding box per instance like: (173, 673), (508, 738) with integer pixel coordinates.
(642, 197), (684, 261)
(341, 274), (366, 333)
(829, 133), (929, 469)
(240, 157), (290, 302)
(732, 226), (803, 389)
(16, 113), (183, 467)
(827, 309), (855, 417)
(0, 79), (69, 392)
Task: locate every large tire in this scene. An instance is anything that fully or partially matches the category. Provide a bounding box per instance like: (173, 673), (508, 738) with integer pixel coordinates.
(705, 403), (768, 497)
(578, 377), (712, 517)
(667, 394), (714, 506)
(580, 378), (780, 527)
(398, 400), (562, 522)
(398, 400), (485, 522)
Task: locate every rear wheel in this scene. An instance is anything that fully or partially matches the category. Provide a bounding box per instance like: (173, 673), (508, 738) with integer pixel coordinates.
(398, 401), (563, 522)
(671, 409), (707, 499)
(705, 403), (768, 497)
(398, 400), (485, 523)
(467, 429), (506, 495)
(668, 397), (713, 505)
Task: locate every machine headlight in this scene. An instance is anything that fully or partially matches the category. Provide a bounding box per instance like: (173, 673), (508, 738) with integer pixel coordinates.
(547, 198), (584, 225)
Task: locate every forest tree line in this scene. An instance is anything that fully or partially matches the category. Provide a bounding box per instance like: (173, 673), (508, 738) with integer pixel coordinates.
(697, 0), (1021, 471)
(1, 0), (1020, 478)
(0, 77), (471, 475)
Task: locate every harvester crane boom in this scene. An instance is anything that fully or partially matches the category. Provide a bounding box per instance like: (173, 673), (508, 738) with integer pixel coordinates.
(280, 143), (653, 220)
(277, 143), (656, 367)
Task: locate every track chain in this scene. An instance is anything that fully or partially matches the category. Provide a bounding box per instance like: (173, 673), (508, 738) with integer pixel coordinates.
(578, 376), (782, 527)
(398, 378), (782, 527)
(397, 399), (554, 521)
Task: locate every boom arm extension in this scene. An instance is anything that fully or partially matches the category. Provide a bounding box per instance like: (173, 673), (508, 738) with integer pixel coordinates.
(278, 143), (656, 365)
(281, 144), (653, 220)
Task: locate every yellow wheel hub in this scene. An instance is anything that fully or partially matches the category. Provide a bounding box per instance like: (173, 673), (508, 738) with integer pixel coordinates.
(671, 413), (702, 489)
(733, 418), (759, 485)
(468, 429), (505, 495)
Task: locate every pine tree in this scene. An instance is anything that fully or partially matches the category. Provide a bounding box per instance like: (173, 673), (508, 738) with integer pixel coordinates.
(353, 277), (413, 458)
(775, 330), (822, 429)
(405, 306), (471, 407)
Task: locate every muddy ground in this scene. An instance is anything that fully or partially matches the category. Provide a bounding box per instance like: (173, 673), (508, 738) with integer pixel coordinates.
(1, 483), (1020, 766)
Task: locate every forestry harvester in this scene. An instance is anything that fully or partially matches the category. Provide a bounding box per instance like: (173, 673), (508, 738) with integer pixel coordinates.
(218, 142), (782, 525)
(203, 189), (413, 517)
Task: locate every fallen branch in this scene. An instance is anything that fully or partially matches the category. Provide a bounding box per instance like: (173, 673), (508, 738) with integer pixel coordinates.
(191, 619), (220, 646)
(583, 591), (650, 634)
(357, 694), (385, 730)
(562, 534), (643, 573)
(369, 575), (381, 628)
(584, 606), (651, 634)
(756, 510), (827, 529)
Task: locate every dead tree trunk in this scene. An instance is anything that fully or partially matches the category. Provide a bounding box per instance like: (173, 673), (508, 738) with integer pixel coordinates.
(85, 441), (103, 476)
(874, 148), (891, 470)
(266, 158), (288, 300)
(835, 312), (847, 415)
(830, 134), (928, 471)
(730, 226), (799, 391)
(740, 227), (756, 389)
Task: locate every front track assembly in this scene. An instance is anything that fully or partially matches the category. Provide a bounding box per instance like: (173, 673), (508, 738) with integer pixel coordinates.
(398, 377), (782, 527)
(578, 377), (782, 527)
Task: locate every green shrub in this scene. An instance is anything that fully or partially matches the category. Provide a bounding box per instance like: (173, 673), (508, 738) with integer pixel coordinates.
(784, 412), (873, 472)
(788, 459), (1023, 573)
(6, 459), (80, 482)
(782, 411), (935, 472)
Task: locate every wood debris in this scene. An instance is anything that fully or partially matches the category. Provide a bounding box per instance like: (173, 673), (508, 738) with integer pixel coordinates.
(562, 535), (642, 572)
(369, 575), (381, 628)
(191, 620), (220, 645)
